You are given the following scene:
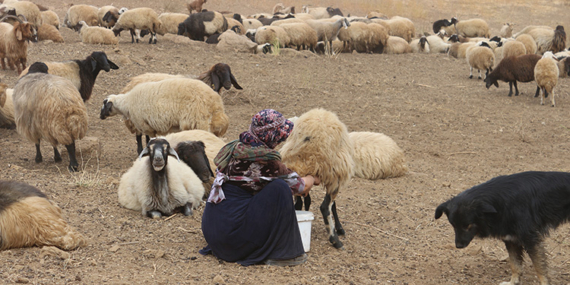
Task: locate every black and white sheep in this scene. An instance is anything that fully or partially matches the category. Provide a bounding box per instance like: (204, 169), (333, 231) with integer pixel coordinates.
(0, 180), (87, 250)
(411, 36), (430, 53)
(432, 18), (453, 34)
(19, 51), (119, 102)
(13, 62), (88, 172)
(485, 54), (542, 97)
(177, 11), (227, 41)
(98, 5), (119, 28)
(118, 138), (205, 218)
(112, 7), (162, 44)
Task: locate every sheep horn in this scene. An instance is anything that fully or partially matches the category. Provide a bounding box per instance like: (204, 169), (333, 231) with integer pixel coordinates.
(17, 14), (27, 22)
(0, 15), (23, 24)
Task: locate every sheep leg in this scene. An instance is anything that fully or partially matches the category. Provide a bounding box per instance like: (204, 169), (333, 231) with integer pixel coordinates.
(152, 32), (157, 44)
(468, 67), (473, 79)
(540, 88), (545, 105)
(478, 70), (482, 80)
(331, 201), (344, 235)
(182, 202), (193, 216)
(551, 90), (555, 107)
(508, 82), (514, 97)
(514, 81), (520, 96)
(0, 57), (5, 70)
(304, 193), (311, 211)
(320, 192), (343, 249)
(294, 196), (303, 210)
(65, 142), (79, 172)
(534, 86), (540, 97)
(148, 210), (162, 219)
(35, 143), (43, 163)
(53, 147), (62, 162)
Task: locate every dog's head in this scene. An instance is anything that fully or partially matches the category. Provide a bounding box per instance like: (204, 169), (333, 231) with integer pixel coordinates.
(435, 196), (497, 248)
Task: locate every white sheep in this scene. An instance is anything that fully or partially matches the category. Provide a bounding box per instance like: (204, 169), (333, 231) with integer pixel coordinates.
(451, 17), (490, 38)
(500, 23), (514, 38)
(0, 180), (87, 250)
(502, 40), (526, 58)
(516, 34), (537, 54)
(337, 21), (371, 53)
(216, 29), (267, 53)
(100, 78), (229, 150)
(384, 36), (412, 54)
(448, 42), (476, 58)
(13, 62), (88, 172)
(242, 18), (262, 31)
(165, 130), (226, 173)
(279, 22), (318, 51)
(118, 138), (204, 218)
(302, 6), (330, 19)
(534, 52), (559, 106)
(411, 36), (430, 53)
(349, 132), (408, 180)
(0, 84), (14, 128)
(98, 5), (119, 28)
(78, 21), (118, 45)
(63, 4), (98, 31)
(305, 17), (350, 53)
(466, 42), (495, 79)
(426, 33), (450, 53)
(112, 7), (163, 44)
(255, 25), (290, 48)
(41, 10), (59, 29)
(513, 25), (553, 38)
(1, 0), (42, 29)
(280, 108), (354, 249)
(273, 3), (295, 14)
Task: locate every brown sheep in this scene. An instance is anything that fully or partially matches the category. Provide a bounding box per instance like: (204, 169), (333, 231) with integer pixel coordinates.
(0, 16), (34, 74)
(187, 0), (207, 14)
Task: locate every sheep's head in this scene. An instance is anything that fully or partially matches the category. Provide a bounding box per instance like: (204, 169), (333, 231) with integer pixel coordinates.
(484, 75), (498, 89)
(177, 23), (186, 36)
(13, 21), (33, 41)
(139, 138), (180, 172)
(27, 62), (48, 74)
(450, 17), (458, 25)
(89, 52), (119, 73)
(102, 11), (119, 26)
(210, 63), (242, 92)
(175, 141), (214, 183)
(447, 34), (459, 43)
(419, 36), (427, 48)
(100, 96), (121, 119)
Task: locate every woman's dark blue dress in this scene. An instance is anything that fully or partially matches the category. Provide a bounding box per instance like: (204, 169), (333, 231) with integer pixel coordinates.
(200, 179), (305, 266)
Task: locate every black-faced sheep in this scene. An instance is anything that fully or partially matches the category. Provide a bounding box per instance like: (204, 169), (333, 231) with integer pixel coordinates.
(411, 36), (430, 53)
(63, 4), (98, 31)
(100, 78), (229, 152)
(165, 129), (226, 174)
(177, 11), (227, 41)
(534, 52), (560, 107)
(466, 42), (495, 79)
(485, 54), (542, 97)
(118, 138), (205, 218)
(98, 5), (119, 28)
(433, 19), (453, 34)
(78, 21), (118, 45)
(13, 62), (88, 172)
(112, 7), (162, 44)
(280, 108), (354, 249)
(187, 0), (207, 14)
(19, 51), (119, 102)
(0, 15), (34, 74)
(0, 180), (87, 250)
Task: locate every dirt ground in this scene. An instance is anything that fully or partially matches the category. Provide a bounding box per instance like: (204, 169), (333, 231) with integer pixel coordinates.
(2, 0), (570, 284)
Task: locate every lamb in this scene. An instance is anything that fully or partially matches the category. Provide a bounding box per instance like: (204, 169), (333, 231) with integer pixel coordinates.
(485, 54), (542, 97)
(40, 10), (59, 29)
(466, 42), (495, 79)
(280, 108), (354, 249)
(13, 62), (88, 172)
(0, 15), (34, 74)
(100, 78), (230, 152)
(534, 52), (560, 107)
(177, 11), (227, 41)
(165, 129), (226, 173)
(279, 22), (317, 51)
(517, 25), (566, 54)
(516, 34), (537, 55)
(37, 23), (63, 42)
(410, 36), (430, 53)
(433, 18), (452, 34)
(500, 23), (514, 38)
(19, 51), (119, 102)
(155, 13), (188, 35)
(118, 138), (205, 218)
(112, 7), (162, 44)
(255, 25), (290, 48)
(78, 21), (118, 45)
(0, 180), (87, 250)
(305, 17), (350, 53)
(63, 4), (98, 31)
(349, 132), (407, 180)
(187, 0), (207, 14)
(1, 0), (41, 29)
(384, 36), (412, 54)
(451, 17), (490, 38)
(0, 83), (14, 128)
(98, 5), (119, 28)
(502, 40), (526, 58)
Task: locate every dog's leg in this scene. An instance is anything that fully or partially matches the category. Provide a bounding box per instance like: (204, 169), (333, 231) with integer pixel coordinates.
(500, 241), (524, 285)
(527, 241), (549, 285)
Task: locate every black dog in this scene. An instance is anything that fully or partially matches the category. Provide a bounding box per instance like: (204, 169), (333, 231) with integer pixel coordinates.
(435, 171), (570, 285)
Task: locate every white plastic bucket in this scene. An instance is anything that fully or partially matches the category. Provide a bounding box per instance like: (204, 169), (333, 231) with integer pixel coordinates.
(295, 210), (314, 252)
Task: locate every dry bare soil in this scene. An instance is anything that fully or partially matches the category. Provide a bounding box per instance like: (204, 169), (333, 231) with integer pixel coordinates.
(2, 0), (570, 284)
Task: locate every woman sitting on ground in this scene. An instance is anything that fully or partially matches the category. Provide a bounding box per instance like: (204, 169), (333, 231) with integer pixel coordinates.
(200, 109), (320, 266)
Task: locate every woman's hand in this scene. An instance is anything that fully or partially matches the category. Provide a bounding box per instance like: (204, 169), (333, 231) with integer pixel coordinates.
(298, 175), (321, 197)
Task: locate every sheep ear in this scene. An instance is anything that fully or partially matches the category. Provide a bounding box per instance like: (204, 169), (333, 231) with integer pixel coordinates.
(167, 147), (180, 162)
(107, 59), (119, 70)
(212, 73), (221, 92)
(435, 202), (449, 219)
(16, 28), (22, 41)
(138, 146), (150, 160)
(230, 73), (242, 90)
(91, 58), (97, 72)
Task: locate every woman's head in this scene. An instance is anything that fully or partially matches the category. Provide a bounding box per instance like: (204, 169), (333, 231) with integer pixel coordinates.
(240, 109), (294, 148)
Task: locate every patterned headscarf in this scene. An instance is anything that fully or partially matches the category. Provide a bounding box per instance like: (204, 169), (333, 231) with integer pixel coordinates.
(239, 109), (294, 149)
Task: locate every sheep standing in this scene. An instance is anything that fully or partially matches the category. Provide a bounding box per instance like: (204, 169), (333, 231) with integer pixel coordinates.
(380, 16), (415, 43)
(19, 51), (119, 102)
(255, 25), (290, 48)
(279, 22), (317, 51)
(305, 17), (350, 53)
(0, 84), (14, 128)
(0, 180), (87, 250)
(516, 34), (537, 55)
(349, 132), (407, 180)
(13, 62), (88, 172)
(485, 54), (542, 97)
(500, 23), (514, 38)
(98, 5), (119, 28)
(112, 7), (162, 44)
(41, 10), (59, 29)
(534, 52), (560, 106)
(177, 11), (227, 41)
(78, 21), (118, 45)
(187, 0), (207, 14)
(100, 78), (229, 151)
(280, 108), (354, 249)
(118, 138), (205, 218)
(411, 36), (430, 53)
(448, 42), (476, 58)
(63, 4), (98, 31)
(0, 16), (34, 74)
(466, 42), (495, 79)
